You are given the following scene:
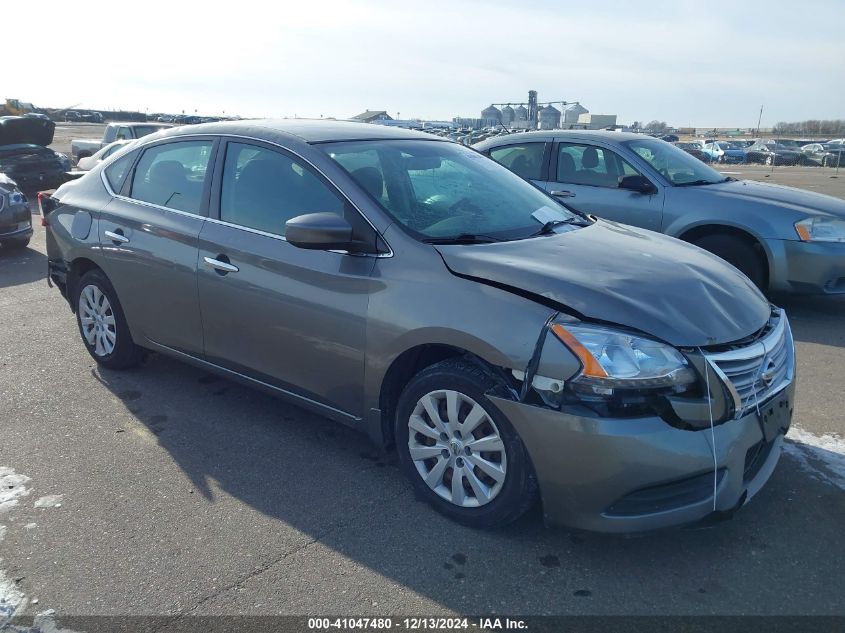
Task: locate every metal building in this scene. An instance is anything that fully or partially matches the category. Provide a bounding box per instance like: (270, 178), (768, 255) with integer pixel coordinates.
(514, 105), (528, 121)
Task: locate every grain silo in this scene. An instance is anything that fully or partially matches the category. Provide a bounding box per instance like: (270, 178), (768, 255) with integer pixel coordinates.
(501, 105), (515, 127)
(480, 105), (502, 126)
(538, 104), (561, 130)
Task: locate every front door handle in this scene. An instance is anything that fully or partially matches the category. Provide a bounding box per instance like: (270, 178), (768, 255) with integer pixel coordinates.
(203, 256), (239, 274)
(104, 229), (129, 244)
(550, 190), (576, 198)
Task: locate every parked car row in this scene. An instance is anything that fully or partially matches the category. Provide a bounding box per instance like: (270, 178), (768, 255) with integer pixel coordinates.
(675, 138), (843, 166)
(40, 120), (801, 533)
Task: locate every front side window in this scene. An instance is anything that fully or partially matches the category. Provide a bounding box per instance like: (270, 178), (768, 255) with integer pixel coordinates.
(323, 140), (577, 241)
(129, 140), (212, 213)
(219, 142), (344, 236)
(488, 143), (545, 180)
(556, 143), (640, 187)
(624, 138), (726, 186)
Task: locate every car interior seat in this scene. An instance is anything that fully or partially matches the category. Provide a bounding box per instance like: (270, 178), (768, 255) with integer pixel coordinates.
(351, 166), (384, 200)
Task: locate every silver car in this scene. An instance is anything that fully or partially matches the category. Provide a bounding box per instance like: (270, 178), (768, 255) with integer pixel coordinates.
(43, 121), (795, 532)
(475, 130), (845, 294)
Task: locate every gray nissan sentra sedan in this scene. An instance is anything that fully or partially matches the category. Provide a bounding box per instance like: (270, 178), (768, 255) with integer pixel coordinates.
(43, 120), (795, 532)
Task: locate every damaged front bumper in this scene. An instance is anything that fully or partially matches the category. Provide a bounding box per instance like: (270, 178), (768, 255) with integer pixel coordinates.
(490, 376), (794, 533)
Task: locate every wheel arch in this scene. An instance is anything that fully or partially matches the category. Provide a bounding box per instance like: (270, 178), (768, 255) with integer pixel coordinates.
(376, 344), (512, 449)
(677, 223), (771, 287)
(67, 257), (105, 313)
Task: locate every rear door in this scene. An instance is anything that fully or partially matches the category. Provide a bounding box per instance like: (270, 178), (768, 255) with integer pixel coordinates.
(486, 140), (550, 187)
(541, 140), (664, 231)
(196, 139), (379, 420)
(99, 137), (217, 355)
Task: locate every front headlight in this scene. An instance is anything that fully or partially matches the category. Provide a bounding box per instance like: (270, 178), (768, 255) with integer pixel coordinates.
(795, 217), (845, 243)
(551, 323), (696, 394)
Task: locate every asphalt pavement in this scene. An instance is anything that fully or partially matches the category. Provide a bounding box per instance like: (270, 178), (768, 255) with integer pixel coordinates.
(0, 180), (844, 629)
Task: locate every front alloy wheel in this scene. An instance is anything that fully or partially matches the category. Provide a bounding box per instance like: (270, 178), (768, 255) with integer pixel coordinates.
(395, 358), (538, 528)
(408, 390), (507, 507)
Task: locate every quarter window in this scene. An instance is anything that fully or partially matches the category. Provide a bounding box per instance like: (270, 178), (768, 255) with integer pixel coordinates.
(220, 142), (345, 236)
(129, 140), (213, 214)
(103, 152), (136, 192)
(556, 143), (641, 188)
(488, 143), (545, 180)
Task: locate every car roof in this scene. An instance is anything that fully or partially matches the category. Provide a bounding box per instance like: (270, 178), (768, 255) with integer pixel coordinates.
(151, 119), (442, 144)
(473, 129), (653, 148)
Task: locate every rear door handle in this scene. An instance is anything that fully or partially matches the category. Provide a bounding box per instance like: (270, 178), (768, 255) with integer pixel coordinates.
(550, 190), (576, 198)
(203, 256), (239, 274)
(104, 229), (129, 244)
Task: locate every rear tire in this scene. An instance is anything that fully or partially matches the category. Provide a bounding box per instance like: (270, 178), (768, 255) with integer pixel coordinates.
(765, 155), (773, 165)
(395, 358), (538, 528)
(692, 233), (767, 292)
(75, 269), (143, 369)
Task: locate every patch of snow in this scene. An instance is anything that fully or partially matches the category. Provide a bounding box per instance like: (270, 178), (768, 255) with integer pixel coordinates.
(0, 525), (5, 543)
(23, 524), (36, 531)
(33, 495), (63, 509)
(0, 468), (31, 514)
(784, 425), (845, 490)
(0, 568), (26, 627)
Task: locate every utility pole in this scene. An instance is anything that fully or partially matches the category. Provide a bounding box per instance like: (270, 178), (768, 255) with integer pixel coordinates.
(756, 105), (763, 137)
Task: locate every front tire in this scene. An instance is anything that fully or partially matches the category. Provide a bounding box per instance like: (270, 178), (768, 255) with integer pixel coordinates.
(395, 359), (538, 528)
(75, 269), (143, 369)
(692, 233), (767, 292)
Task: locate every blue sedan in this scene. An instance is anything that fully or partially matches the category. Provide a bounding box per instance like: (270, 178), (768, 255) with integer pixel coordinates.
(475, 130), (845, 295)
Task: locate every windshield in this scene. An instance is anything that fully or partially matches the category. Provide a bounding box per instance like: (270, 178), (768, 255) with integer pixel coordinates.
(321, 140), (578, 241)
(623, 138), (726, 186)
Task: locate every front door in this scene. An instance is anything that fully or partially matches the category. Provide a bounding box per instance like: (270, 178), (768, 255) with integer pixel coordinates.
(540, 141), (664, 232)
(197, 140), (378, 419)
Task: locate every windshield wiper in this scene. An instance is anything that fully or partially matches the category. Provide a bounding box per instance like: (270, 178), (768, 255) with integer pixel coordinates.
(422, 233), (503, 245)
(675, 179), (721, 187)
(529, 217), (589, 237)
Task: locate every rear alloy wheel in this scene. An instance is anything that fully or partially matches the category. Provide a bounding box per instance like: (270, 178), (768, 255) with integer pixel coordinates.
(395, 359), (537, 528)
(692, 233), (767, 292)
(765, 155), (773, 165)
(75, 269), (143, 369)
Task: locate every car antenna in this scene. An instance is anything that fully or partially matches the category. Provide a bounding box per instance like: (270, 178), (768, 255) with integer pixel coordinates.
(498, 121), (513, 135)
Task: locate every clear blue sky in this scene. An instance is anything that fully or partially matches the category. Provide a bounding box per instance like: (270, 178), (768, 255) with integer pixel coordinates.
(6, 0), (844, 127)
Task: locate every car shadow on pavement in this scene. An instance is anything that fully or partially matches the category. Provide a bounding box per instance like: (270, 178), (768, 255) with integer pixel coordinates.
(0, 243), (46, 289)
(90, 353), (845, 616)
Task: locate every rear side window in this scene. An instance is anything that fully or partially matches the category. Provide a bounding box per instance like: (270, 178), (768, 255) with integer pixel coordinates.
(129, 141), (213, 214)
(488, 143), (545, 180)
(103, 152), (136, 193)
(219, 142), (344, 236)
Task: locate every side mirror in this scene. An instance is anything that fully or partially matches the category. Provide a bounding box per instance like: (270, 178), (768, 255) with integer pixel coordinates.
(618, 174), (657, 195)
(285, 212), (357, 251)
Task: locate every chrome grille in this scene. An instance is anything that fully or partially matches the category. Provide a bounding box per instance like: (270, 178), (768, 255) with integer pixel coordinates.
(705, 309), (794, 417)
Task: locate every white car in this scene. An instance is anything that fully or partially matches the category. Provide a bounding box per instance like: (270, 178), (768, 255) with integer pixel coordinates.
(702, 141), (726, 163)
(76, 140), (134, 171)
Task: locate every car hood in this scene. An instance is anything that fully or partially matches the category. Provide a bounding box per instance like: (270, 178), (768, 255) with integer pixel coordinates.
(435, 221), (770, 347)
(698, 178), (845, 218)
(0, 116), (55, 146)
